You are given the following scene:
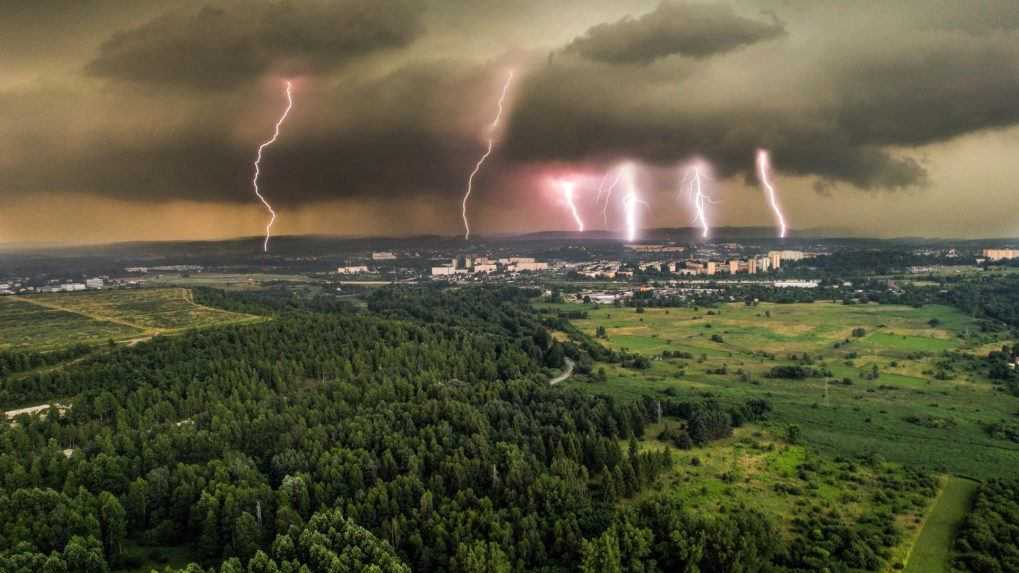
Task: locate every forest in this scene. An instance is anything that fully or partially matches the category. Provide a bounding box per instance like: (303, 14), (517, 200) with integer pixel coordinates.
(952, 479), (1019, 572)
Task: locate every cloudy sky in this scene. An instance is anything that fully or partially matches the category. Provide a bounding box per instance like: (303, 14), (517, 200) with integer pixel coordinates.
(2, 0), (1019, 244)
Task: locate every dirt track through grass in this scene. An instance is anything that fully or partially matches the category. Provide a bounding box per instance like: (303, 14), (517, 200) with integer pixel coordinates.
(1, 288), (263, 350)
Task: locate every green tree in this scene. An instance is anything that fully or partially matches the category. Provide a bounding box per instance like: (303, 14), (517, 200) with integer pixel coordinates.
(580, 528), (622, 573)
(62, 536), (107, 573)
(97, 492), (127, 564)
(233, 512), (261, 563)
(454, 541), (511, 573)
(786, 424), (802, 444)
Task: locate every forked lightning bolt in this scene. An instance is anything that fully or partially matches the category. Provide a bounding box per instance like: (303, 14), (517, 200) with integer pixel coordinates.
(462, 71), (514, 240)
(756, 149), (788, 238)
(252, 81), (294, 253)
(559, 180), (584, 232)
(597, 168), (624, 226)
(684, 164), (711, 239)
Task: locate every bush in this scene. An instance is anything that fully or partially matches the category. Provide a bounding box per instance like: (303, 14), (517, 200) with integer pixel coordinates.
(766, 365), (813, 379)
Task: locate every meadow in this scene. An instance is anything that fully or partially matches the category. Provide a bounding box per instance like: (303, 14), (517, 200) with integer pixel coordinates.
(144, 272), (316, 291)
(630, 423), (937, 571)
(0, 288), (263, 351)
(553, 300), (1015, 571)
(0, 298), (142, 351)
(557, 301), (1019, 479)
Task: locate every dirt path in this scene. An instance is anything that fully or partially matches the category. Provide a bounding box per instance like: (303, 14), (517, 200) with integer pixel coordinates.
(4, 402), (69, 421)
(550, 358), (575, 385)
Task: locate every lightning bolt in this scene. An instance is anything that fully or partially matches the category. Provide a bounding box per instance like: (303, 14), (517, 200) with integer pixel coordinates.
(462, 71), (514, 240)
(252, 80), (294, 253)
(596, 168), (624, 226)
(756, 149), (788, 238)
(559, 180), (584, 232)
(683, 163), (711, 239)
(620, 164), (644, 242)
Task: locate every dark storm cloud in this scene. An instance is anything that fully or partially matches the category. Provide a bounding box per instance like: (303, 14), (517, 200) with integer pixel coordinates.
(1, 61), (502, 206)
(6, 0), (1019, 218)
(502, 59), (927, 191)
(502, 4), (1019, 191)
(86, 0), (425, 90)
(831, 32), (1019, 147)
(563, 1), (784, 64)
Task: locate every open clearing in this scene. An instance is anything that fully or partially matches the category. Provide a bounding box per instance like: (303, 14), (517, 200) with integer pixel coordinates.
(903, 477), (979, 573)
(145, 272), (316, 290)
(0, 288), (263, 351)
(0, 298), (142, 351)
(553, 302), (1019, 478)
(631, 423), (936, 570)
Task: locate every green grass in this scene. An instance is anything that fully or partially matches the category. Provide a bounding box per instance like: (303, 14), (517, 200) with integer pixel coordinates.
(145, 272), (315, 290)
(904, 476), (979, 573)
(1, 288), (264, 351)
(0, 298), (143, 351)
(630, 424), (934, 560)
(555, 302), (1019, 478)
(25, 288), (260, 331)
(563, 302), (1003, 569)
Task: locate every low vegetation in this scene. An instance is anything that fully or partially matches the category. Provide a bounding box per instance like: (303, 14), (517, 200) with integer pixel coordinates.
(552, 301), (1019, 479)
(0, 288), (261, 352)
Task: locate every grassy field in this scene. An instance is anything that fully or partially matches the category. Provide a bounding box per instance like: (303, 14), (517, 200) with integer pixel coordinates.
(632, 424), (932, 543)
(0, 288), (263, 351)
(145, 272), (317, 290)
(553, 301), (1019, 479)
(903, 476), (979, 573)
(631, 422), (929, 526)
(550, 301), (1010, 571)
(0, 298), (142, 351)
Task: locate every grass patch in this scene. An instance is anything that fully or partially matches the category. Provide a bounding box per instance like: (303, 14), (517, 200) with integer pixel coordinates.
(555, 302), (1019, 478)
(2, 288), (263, 351)
(903, 476), (979, 573)
(630, 424), (934, 561)
(0, 298), (143, 351)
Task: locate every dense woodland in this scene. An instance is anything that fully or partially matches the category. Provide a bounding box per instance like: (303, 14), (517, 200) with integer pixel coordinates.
(953, 479), (1019, 572)
(0, 286), (1010, 573)
(942, 274), (1019, 328)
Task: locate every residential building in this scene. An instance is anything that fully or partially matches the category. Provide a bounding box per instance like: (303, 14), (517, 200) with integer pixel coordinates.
(337, 266), (370, 275)
(983, 249), (1019, 261)
(769, 252), (782, 269)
